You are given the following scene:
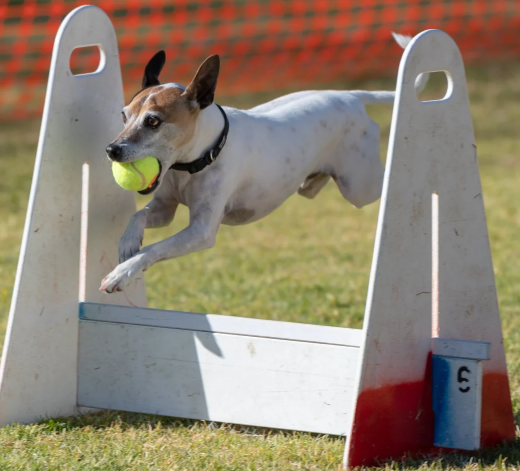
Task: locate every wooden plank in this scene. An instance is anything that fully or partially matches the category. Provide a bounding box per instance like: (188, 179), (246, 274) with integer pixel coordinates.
(0, 6), (146, 428)
(80, 303), (363, 347)
(78, 320), (360, 435)
(344, 30), (514, 468)
(433, 337), (490, 361)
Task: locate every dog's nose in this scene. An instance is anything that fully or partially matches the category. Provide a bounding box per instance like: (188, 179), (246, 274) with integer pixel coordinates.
(106, 144), (122, 160)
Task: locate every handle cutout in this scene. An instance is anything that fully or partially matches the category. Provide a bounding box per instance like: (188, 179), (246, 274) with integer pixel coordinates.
(70, 45), (104, 76)
(416, 71), (451, 102)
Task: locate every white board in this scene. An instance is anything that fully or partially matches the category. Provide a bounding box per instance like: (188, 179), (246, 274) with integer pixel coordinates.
(343, 29), (515, 468)
(78, 306), (361, 435)
(0, 6), (146, 427)
(80, 302), (363, 347)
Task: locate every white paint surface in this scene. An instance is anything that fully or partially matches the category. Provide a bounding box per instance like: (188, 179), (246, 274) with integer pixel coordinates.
(0, 6), (146, 426)
(80, 302), (363, 347)
(344, 30), (510, 467)
(351, 28), (506, 392)
(433, 338), (490, 361)
(78, 320), (360, 435)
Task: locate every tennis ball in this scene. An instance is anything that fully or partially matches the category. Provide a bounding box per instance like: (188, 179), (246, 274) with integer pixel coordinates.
(112, 156), (160, 192)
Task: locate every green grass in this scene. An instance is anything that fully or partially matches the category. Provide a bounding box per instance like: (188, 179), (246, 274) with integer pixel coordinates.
(1, 65), (520, 469)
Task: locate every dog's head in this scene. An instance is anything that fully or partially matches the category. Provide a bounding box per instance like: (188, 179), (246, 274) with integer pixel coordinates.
(106, 51), (220, 194)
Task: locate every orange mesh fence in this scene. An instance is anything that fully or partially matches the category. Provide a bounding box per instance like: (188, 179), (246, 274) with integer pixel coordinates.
(1, 0), (520, 120)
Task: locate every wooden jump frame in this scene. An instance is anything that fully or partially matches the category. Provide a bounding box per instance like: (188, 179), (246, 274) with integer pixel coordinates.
(0, 6), (514, 468)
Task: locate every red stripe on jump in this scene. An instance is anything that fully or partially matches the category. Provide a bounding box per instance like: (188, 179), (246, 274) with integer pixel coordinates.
(346, 354), (435, 467)
(481, 372), (515, 447)
(346, 360), (514, 467)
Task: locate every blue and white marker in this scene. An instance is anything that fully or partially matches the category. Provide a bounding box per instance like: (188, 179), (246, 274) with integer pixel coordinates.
(432, 337), (491, 450)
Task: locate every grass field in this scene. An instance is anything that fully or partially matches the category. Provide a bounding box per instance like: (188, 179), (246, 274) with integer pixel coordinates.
(1, 65), (520, 469)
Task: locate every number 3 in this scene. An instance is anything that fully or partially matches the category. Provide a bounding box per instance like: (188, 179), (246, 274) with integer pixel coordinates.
(458, 366), (470, 393)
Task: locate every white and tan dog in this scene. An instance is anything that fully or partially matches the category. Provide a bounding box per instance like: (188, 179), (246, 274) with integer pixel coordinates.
(101, 33), (425, 293)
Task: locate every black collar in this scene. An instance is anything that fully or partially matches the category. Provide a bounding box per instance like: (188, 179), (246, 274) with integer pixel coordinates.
(170, 104), (229, 174)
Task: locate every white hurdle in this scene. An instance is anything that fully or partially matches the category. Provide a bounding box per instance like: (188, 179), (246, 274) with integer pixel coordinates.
(0, 6), (515, 468)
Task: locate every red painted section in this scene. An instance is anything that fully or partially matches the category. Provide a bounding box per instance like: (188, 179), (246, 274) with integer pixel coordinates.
(347, 378), (435, 467)
(346, 363), (514, 467)
(481, 372), (515, 446)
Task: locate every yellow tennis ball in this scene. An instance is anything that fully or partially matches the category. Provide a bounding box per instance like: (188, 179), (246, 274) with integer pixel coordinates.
(112, 156), (160, 192)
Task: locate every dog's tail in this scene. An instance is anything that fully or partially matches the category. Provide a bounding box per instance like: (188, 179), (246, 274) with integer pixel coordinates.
(350, 32), (430, 105)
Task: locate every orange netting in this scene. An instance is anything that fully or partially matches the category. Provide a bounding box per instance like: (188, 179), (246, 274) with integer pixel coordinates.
(1, 0), (520, 120)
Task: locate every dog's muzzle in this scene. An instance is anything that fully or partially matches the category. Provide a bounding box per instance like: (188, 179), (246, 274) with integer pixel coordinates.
(106, 144), (122, 161)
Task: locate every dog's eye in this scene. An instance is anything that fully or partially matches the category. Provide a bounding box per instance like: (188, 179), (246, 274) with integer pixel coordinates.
(146, 116), (161, 129)
(121, 112), (127, 124)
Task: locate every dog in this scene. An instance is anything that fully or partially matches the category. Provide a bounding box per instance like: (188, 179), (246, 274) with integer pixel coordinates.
(100, 33), (427, 293)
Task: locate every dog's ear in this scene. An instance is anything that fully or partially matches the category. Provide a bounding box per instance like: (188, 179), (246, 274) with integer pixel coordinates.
(142, 50), (166, 89)
(184, 55), (220, 110)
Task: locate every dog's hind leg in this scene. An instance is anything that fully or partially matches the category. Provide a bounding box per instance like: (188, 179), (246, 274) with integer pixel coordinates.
(332, 119), (384, 208)
(297, 172), (331, 199)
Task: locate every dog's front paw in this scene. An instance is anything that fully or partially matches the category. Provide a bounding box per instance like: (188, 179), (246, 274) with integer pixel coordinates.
(100, 255), (146, 293)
